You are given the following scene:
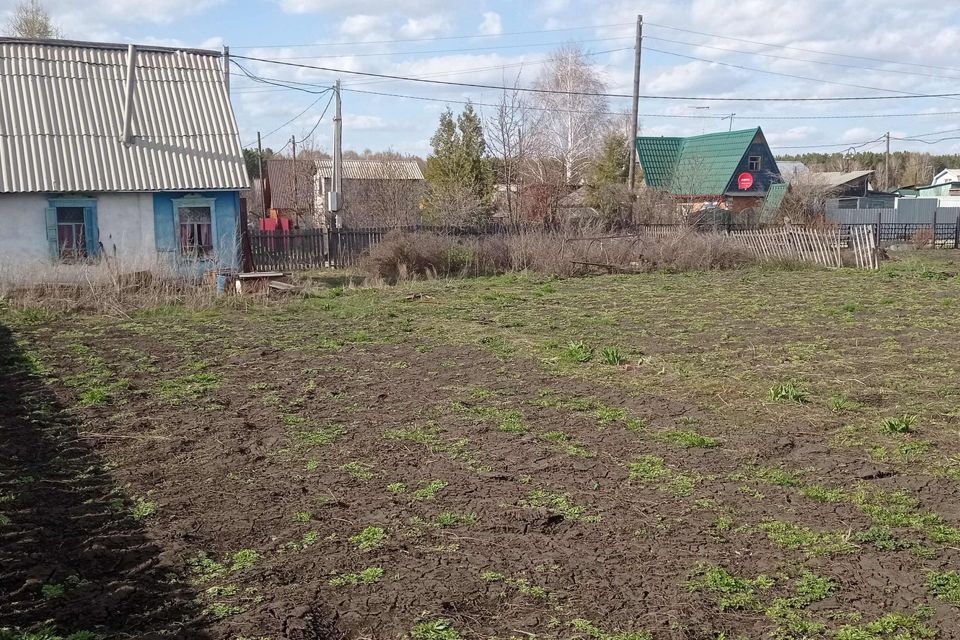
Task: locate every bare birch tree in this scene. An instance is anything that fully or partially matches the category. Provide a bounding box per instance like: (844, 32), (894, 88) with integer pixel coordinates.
(527, 45), (610, 185)
(4, 0), (62, 38)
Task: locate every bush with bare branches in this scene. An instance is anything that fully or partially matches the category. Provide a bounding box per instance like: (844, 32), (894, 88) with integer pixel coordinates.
(359, 227), (757, 282)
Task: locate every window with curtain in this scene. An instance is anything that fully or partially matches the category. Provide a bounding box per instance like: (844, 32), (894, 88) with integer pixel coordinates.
(178, 206), (213, 256)
(56, 207), (87, 259)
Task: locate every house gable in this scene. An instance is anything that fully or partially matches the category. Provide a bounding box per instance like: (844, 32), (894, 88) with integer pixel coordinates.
(636, 128), (781, 197)
(723, 131), (781, 195)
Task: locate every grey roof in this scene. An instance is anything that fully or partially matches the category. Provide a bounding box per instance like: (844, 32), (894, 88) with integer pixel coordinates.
(0, 38), (247, 193)
(315, 160), (424, 181)
(776, 161), (808, 177)
(809, 170), (874, 189)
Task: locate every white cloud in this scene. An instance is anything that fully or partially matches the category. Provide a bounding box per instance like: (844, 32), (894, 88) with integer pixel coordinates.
(278, 0), (445, 14)
(339, 14), (391, 41)
(478, 11), (502, 36)
(344, 114), (388, 129)
(398, 15), (451, 39)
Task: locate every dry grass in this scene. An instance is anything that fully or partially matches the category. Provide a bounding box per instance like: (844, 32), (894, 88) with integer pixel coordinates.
(360, 226), (757, 282)
(0, 254), (242, 315)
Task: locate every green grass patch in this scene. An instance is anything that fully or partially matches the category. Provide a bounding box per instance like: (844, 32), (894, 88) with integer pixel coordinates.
(770, 381), (807, 403)
(350, 526), (387, 552)
(568, 618), (651, 640)
(687, 564), (774, 611)
(329, 567), (384, 587)
(413, 480), (448, 500)
(521, 489), (600, 523)
(297, 424), (346, 446)
(433, 512), (479, 527)
(927, 570), (960, 605)
(758, 520), (857, 556)
(340, 461), (375, 481)
(410, 619), (460, 640)
(156, 372), (220, 403)
(656, 429), (718, 449)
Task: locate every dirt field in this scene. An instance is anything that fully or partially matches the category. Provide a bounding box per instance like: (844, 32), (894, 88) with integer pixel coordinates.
(2, 253), (960, 640)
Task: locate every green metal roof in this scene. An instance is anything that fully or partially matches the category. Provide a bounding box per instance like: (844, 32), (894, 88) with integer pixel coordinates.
(636, 128), (761, 196)
(760, 182), (788, 221)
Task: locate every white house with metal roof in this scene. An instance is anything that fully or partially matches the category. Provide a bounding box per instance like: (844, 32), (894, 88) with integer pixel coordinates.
(0, 38), (247, 268)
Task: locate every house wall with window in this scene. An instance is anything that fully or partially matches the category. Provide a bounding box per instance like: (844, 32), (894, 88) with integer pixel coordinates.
(0, 191), (238, 268)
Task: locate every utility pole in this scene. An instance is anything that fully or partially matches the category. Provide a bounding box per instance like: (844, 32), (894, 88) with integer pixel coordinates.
(331, 79), (344, 228)
(723, 113), (736, 132)
(257, 131), (266, 219)
(627, 14), (643, 190)
(291, 134), (298, 224)
(885, 131), (891, 191)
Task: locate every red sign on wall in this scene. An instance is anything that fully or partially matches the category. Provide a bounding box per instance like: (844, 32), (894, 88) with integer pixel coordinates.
(737, 172), (755, 190)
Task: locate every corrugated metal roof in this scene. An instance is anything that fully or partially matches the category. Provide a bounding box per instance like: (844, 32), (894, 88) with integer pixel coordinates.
(636, 128), (761, 196)
(315, 159), (424, 180)
(810, 170), (874, 189)
(0, 38), (247, 193)
(266, 158), (315, 211)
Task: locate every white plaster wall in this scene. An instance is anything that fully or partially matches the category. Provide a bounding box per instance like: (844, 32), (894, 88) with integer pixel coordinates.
(0, 192), (157, 271)
(96, 193), (156, 260)
(0, 193), (49, 263)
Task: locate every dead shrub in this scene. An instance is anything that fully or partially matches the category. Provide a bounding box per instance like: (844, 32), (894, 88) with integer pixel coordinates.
(911, 228), (935, 249)
(359, 227), (758, 281)
(360, 231), (502, 282)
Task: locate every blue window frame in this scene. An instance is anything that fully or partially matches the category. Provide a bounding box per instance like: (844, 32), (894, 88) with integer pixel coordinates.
(45, 197), (99, 260)
(172, 195), (217, 258)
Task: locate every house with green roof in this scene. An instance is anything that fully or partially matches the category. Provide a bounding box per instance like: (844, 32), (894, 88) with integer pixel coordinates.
(635, 127), (784, 218)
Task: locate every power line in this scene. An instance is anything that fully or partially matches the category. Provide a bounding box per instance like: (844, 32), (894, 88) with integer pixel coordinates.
(645, 46), (944, 98)
(241, 89), (332, 147)
(247, 36), (632, 60)
(645, 21), (960, 74)
(341, 87), (960, 122)
(296, 91), (336, 143)
(644, 35), (960, 82)
(231, 21), (635, 49)
(230, 47), (632, 94)
(232, 54), (960, 102)
(231, 59), (332, 95)
(772, 135), (887, 150)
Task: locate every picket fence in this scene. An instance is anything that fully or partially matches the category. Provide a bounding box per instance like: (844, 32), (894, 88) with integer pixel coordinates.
(728, 225), (877, 269)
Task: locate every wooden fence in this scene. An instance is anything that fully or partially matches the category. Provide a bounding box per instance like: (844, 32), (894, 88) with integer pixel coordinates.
(729, 225), (878, 269)
(248, 222), (904, 273)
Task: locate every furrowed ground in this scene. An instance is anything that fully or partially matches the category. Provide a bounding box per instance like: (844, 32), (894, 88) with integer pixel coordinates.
(2, 253), (960, 640)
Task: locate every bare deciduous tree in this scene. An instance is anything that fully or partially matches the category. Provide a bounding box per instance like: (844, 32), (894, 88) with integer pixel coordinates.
(4, 0), (62, 38)
(486, 71), (528, 222)
(777, 174), (838, 223)
(527, 45), (609, 185)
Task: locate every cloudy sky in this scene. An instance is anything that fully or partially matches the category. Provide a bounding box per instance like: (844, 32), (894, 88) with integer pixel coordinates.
(5, 0), (960, 157)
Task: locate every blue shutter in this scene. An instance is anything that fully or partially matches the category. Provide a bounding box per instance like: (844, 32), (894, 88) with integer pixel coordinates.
(44, 207), (59, 259)
(154, 200), (177, 252)
(83, 205), (100, 257)
(213, 197), (239, 268)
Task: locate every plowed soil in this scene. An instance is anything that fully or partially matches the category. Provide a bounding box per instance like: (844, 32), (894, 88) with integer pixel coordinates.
(3, 260), (960, 639)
